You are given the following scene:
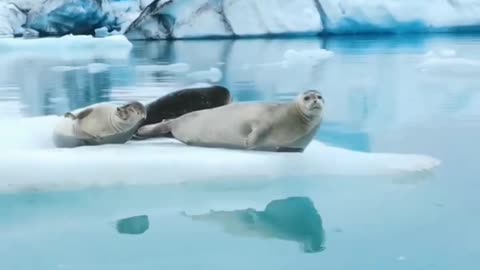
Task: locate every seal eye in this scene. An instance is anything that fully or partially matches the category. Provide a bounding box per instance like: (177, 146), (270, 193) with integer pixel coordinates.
(316, 95), (323, 100)
(304, 96), (310, 101)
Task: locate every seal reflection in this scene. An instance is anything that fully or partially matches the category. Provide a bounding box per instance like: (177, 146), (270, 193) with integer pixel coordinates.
(182, 196), (326, 253)
(115, 214), (150, 235)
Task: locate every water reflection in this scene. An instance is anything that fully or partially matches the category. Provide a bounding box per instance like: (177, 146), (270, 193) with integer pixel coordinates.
(182, 197), (326, 253)
(115, 214), (150, 235)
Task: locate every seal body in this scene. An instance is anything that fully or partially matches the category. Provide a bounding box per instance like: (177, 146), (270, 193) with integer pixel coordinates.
(142, 85), (232, 126)
(137, 90), (324, 152)
(53, 101), (147, 148)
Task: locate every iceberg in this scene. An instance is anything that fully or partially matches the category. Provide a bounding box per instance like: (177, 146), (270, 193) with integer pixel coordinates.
(20, 0), (120, 37)
(124, 0), (480, 39)
(0, 2), (26, 37)
(2, 0), (480, 39)
(0, 114), (440, 194)
(0, 34), (133, 60)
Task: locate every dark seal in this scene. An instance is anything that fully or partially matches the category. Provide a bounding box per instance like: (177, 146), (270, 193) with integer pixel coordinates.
(134, 85), (232, 138)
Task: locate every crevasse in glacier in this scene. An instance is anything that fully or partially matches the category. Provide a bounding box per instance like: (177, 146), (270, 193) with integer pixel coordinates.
(0, 0), (121, 37)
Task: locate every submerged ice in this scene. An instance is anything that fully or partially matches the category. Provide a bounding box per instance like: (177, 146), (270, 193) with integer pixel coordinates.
(2, 0), (480, 39)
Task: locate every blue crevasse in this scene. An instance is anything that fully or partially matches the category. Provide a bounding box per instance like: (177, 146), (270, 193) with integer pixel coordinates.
(0, 0), (121, 37)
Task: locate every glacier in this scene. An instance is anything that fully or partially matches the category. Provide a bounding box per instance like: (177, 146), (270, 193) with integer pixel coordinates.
(2, 0), (480, 39)
(125, 0), (480, 39)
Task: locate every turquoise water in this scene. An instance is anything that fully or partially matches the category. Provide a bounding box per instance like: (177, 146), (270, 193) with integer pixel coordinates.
(1, 34), (480, 269)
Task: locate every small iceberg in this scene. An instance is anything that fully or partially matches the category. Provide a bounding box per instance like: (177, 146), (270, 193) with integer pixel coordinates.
(186, 67), (223, 83)
(0, 115), (441, 193)
(135, 63), (191, 73)
(50, 63), (111, 73)
(0, 34), (133, 51)
(0, 34), (134, 60)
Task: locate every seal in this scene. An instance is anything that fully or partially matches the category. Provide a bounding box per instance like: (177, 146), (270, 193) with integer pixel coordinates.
(142, 85), (232, 126)
(182, 196), (325, 253)
(132, 85), (232, 139)
(52, 101), (147, 148)
(136, 90), (324, 152)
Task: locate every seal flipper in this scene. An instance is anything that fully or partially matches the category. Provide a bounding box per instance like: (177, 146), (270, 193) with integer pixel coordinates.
(136, 120), (173, 138)
(64, 112), (77, 119)
(245, 123), (271, 150)
(76, 108), (94, 119)
(65, 108), (94, 120)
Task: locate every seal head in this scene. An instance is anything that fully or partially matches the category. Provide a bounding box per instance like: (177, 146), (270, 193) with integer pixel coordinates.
(113, 100), (147, 132)
(295, 90), (324, 121)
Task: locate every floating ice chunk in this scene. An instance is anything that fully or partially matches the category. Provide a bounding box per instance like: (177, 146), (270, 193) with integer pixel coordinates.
(0, 116), (441, 193)
(0, 34), (133, 50)
(87, 63), (110, 73)
(424, 48), (457, 58)
(283, 49), (335, 66)
(94, 27), (110, 38)
(50, 63), (111, 73)
(0, 34), (133, 61)
(187, 67), (223, 83)
(417, 55), (480, 76)
(244, 48), (334, 70)
(50, 65), (85, 72)
(135, 63), (191, 73)
(22, 28), (39, 39)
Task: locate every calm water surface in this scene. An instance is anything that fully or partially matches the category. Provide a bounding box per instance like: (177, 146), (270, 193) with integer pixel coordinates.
(0, 34), (479, 269)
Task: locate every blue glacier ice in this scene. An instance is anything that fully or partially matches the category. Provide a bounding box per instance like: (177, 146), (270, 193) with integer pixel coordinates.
(0, 0), (121, 37)
(2, 0), (480, 39)
(124, 0), (480, 39)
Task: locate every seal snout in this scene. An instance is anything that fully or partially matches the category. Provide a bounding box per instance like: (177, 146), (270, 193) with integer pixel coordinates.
(301, 90), (324, 111)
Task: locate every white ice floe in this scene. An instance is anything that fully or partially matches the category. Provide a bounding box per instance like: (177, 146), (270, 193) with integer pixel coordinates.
(0, 115), (441, 193)
(0, 34), (132, 50)
(50, 63), (111, 73)
(244, 48), (334, 70)
(424, 48), (457, 58)
(135, 63), (191, 73)
(87, 63), (111, 74)
(0, 34), (133, 60)
(187, 67), (223, 83)
(283, 48), (334, 66)
(417, 50), (480, 76)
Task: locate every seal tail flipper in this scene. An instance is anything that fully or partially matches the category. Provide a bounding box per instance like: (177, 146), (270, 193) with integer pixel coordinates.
(136, 120), (173, 138)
